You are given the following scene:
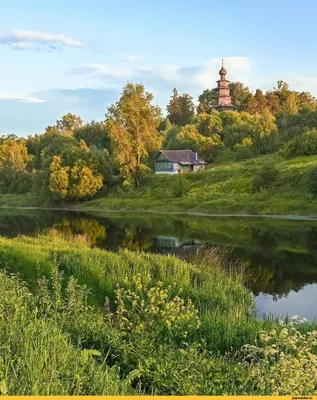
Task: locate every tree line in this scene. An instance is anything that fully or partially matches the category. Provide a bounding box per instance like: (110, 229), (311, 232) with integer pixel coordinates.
(1, 79), (317, 201)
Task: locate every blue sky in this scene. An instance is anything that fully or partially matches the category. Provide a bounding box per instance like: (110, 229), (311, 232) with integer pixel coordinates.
(1, 0), (317, 135)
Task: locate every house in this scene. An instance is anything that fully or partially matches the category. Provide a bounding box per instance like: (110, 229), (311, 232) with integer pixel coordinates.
(154, 150), (206, 174)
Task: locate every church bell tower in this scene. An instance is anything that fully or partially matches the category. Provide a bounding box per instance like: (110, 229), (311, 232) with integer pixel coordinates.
(211, 59), (236, 111)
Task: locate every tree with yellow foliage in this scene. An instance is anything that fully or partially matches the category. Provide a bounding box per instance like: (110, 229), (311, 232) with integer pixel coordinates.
(106, 83), (162, 187)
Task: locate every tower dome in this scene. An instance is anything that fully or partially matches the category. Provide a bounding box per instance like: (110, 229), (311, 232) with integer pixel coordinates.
(219, 66), (227, 75)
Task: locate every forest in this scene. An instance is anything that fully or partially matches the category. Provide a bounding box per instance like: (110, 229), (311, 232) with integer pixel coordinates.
(1, 79), (317, 203)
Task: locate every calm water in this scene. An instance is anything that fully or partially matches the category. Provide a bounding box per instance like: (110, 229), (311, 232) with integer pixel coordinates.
(1, 208), (317, 320)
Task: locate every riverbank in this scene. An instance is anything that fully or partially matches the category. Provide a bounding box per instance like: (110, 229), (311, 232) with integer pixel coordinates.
(1, 232), (316, 395)
(1, 154), (317, 217)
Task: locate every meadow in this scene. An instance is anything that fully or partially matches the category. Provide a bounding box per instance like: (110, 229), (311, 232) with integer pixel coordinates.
(77, 154), (317, 216)
(1, 231), (317, 395)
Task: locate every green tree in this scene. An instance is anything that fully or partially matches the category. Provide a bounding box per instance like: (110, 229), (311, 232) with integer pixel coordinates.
(106, 82), (162, 186)
(195, 112), (223, 137)
(75, 120), (112, 151)
(228, 82), (252, 111)
(197, 89), (217, 114)
(167, 89), (195, 125)
(56, 113), (83, 133)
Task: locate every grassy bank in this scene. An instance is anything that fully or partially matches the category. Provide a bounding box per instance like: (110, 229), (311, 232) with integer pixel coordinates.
(1, 232), (317, 395)
(78, 154), (317, 216)
(2, 154), (317, 216)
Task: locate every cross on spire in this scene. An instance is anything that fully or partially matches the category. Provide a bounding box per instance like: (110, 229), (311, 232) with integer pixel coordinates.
(221, 58), (224, 67)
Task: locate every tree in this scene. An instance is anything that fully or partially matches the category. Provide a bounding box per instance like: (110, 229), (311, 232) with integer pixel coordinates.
(106, 82), (162, 186)
(282, 92), (298, 115)
(48, 155), (104, 200)
(247, 89), (266, 114)
(49, 156), (69, 199)
(56, 113), (83, 133)
(228, 82), (252, 111)
(68, 163), (103, 199)
(167, 89), (195, 125)
(75, 120), (112, 151)
(0, 139), (31, 190)
(195, 112), (223, 137)
(197, 89), (217, 114)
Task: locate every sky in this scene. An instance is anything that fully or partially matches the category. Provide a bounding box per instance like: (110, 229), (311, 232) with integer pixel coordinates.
(1, 0), (317, 136)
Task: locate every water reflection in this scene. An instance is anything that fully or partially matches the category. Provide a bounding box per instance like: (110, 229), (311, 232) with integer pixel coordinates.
(0, 209), (317, 319)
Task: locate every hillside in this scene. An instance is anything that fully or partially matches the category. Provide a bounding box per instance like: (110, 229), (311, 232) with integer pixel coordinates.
(78, 154), (317, 216)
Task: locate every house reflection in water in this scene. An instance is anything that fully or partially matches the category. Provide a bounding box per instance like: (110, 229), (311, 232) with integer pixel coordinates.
(156, 235), (203, 256)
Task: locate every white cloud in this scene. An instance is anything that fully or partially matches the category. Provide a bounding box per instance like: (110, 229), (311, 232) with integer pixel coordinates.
(194, 57), (254, 89)
(159, 64), (182, 82)
(11, 42), (32, 49)
(0, 94), (45, 103)
(120, 54), (143, 62)
(0, 29), (84, 51)
(88, 63), (134, 79)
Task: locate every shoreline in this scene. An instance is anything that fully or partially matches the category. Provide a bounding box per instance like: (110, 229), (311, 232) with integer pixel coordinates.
(1, 204), (317, 221)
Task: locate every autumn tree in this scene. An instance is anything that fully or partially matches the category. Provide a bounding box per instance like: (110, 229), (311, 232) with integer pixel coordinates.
(167, 89), (195, 125)
(49, 156), (69, 199)
(0, 138), (31, 193)
(106, 82), (162, 187)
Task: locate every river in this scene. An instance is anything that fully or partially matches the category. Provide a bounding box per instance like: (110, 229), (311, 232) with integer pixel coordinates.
(1, 208), (316, 320)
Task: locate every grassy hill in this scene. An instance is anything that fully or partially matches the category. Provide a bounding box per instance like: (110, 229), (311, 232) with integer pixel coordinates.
(78, 154), (317, 216)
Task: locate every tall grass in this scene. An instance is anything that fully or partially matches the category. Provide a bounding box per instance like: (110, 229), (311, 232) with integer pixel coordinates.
(0, 232), (261, 351)
(1, 233), (316, 395)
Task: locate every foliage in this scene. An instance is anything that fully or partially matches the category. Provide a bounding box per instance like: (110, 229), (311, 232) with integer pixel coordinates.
(170, 174), (191, 197)
(167, 88), (195, 126)
(252, 163), (278, 193)
(228, 81), (252, 111)
(1, 233), (317, 395)
(307, 166), (317, 197)
(241, 326), (317, 395)
(75, 120), (112, 151)
(195, 112), (223, 136)
(56, 112), (83, 133)
(106, 83), (162, 186)
(0, 269), (132, 395)
(197, 88), (217, 114)
(234, 144), (253, 161)
(282, 129), (317, 158)
(0, 138), (31, 193)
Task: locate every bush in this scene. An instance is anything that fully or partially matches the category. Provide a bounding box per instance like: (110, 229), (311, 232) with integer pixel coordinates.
(252, 164), (279, 193)
(308, 166), (317, 198)
(234, 144), (253, 161)
(170, 174), (190, 197)
(282, 129), (317, 158)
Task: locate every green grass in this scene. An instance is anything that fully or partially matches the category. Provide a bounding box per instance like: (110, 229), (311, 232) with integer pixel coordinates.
(0, 232), (259, 352)
(78, 154), (317, 216)
(1, 232), (316, 395)
(0, 193), (42, 208)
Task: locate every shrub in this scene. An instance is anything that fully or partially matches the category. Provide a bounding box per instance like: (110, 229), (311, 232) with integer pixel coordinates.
(170, 174), (190, 197)
(308, 166), (317, 198)
(282, 129), (317, 158)
(234, 144), (253, 161)
(252, 164), (278, 193)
